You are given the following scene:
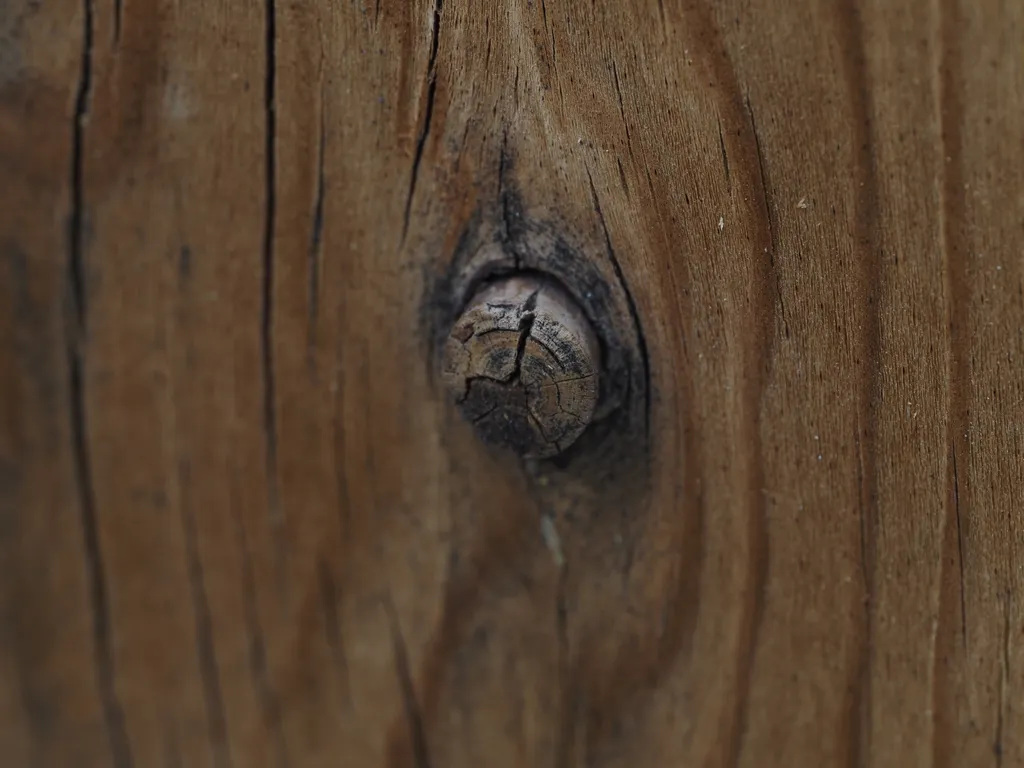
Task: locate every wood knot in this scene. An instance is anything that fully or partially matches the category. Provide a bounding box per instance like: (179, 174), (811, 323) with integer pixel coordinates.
(441, 275), (600, 458)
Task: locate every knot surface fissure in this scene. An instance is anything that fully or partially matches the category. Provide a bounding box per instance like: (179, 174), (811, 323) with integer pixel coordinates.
(442, 275), (600, 458)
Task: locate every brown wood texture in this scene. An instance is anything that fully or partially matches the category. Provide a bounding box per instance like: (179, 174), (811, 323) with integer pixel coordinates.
(2, 0), (1023, 765)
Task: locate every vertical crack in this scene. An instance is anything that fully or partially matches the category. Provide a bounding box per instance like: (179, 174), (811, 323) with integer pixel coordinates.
(746, 98), (789, 339)
(70, 4), (92, 325)
(610, 62), (636, 165)
(318, 561), (352, 706)
(554, 559), (571, 766)
(228, 483), (288, 767)
(385, 598), (432, 768)
(69, 0), (132, 765)
(717, 116), (731, 188)
(615, 157), (630, 200)
(833, 5), (881, 763)
(262, 0), (280, 520)
(179, 474), (232, 768)
(746, 100), (774, 249)
(307, 84), (326, 362)
(509, 290), (539, 382)
(585, 166), (651, 435)
(938, 0), (971, 686)
(495, 128), (524, 270)
(401, 0), (443, 244)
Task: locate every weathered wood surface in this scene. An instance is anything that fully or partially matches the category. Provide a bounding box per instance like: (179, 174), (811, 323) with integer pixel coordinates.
(2, 0), (1023, 765)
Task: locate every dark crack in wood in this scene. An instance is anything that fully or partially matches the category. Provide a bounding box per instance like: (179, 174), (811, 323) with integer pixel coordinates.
(69, 0), (133, 763)
(402, 0), (443, 243)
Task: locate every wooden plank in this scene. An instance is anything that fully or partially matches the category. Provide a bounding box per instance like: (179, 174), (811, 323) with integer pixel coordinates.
(1, 0), (1022, 765)
(1, 1), (127, 765)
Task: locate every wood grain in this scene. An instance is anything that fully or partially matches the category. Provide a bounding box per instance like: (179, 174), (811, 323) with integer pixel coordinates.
(2, 0), (1022, 765)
